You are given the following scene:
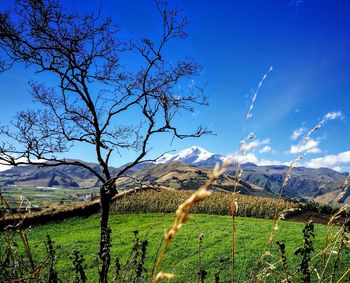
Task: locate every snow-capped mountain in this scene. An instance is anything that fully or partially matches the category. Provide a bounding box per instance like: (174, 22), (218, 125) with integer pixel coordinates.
(156, 146), (225, 167)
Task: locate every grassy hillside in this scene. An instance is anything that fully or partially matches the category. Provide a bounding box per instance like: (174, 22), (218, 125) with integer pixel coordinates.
(12, 213), (349, 282)
(115, 162), (276, 198)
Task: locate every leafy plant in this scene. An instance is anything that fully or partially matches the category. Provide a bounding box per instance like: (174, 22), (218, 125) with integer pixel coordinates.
(71, 250), (87, 283)
(294, 221), (315, 283)
(46, 235), (58, 283)
(196, 233), (207, 283)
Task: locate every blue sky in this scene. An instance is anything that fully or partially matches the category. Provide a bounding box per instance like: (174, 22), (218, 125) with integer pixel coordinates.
(1, 0), (350, 171)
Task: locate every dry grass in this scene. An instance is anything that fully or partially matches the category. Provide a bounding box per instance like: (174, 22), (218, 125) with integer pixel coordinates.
(113, 189), (298, 219)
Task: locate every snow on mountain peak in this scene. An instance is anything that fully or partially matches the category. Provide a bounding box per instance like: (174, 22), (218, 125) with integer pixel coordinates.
(175, 146), (213, 162)
(155, 146), (224, 166)
(155, 153), (174, 164)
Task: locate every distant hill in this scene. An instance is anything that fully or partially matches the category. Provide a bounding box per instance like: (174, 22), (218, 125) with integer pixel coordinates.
(230, 164), (349, 204)
(0, 146), (349, 204)
(154, 146), (349, 204)
(0, 161), (104, 188)
(115, 161), (276, 198)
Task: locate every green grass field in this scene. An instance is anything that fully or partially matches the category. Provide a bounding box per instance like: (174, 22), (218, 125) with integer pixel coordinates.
(19, 213), (349, 282)
(0, 186), (99, 209)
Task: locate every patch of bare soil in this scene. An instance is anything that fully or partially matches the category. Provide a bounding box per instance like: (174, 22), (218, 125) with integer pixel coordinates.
(287, 211), (343, 225)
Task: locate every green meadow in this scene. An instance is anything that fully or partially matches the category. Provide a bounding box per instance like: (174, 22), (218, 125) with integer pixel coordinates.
(18, 213), (348, 282)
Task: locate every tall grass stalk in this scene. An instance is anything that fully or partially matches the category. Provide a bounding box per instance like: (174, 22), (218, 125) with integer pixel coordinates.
(0, 189), (39, 281)
(230, 66), (272, 283)
(319, 206), (349, 282)
(151, 159), (232, 282)
(268, 114), (342, 248)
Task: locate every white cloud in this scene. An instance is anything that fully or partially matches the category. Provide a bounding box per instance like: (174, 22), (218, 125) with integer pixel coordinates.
(289, 139), (321, 154)
(324, 111), (344, 120)
(257, 159), (290, 166)
(290, 127), (306, 141)
(228, 153), (259, 164)
(306, 147), (321, 154)
(0, 155), (46, 171)
(332, 166), (343, 172)
(227, 152), (289, 167)
(241, 141), (260, 152)
(0, 154), (12, 171)
(243, 153), (259, 163)
(287, 111), (344, 156)
(241, 138), (270, 152)
(227, 149), (350, 171)
(259, 146), (272, 154)
(0, 163), (11, 172)
(306, 151), (350, 169)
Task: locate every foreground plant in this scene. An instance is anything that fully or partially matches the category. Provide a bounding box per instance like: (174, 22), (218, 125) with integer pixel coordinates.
(230, 66), (273, 282)
(0, 188), (40, 282)
(152, 160), (232, 282)
(294, 221), (315, 283)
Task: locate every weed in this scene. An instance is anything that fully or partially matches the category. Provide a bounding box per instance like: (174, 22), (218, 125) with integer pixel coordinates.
(276, 240), (291, 282)
(71, 250), (87, 283)
(114, 257), (122, 283)
(46, 235), (58, 283)
(214, 257), (230, 283)
(196, 233), (207, 283)
(294, 221), (315, 283)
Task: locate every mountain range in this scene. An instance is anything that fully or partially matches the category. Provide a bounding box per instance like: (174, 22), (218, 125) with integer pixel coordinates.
(0, 146), (349, 204)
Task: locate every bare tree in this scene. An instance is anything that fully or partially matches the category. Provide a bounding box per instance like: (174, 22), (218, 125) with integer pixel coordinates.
(0, 0), (209, 281)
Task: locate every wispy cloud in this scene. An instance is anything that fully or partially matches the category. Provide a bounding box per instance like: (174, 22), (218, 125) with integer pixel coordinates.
(306, 151), (350, 169)
(332, 166), (344, 172)
(227, 152), (258, 164)
(288, 111), (344, 155)
(259, 146), (272, 154)
(228, 152), (288, 166)
(257, 159), (290, 166)
(0, 164), (11, 172)
(240, 153), (259, 164)
(0, 156), (45, 171)
(241, 140), (260, 152)
(288, 138), (321, 154)
(324, 111), (344, 120)
(241, 138), (270, 153)
(290, 127), (306, 141)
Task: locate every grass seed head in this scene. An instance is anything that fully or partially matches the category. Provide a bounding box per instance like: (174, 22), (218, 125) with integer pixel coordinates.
(155, 272), (175, 280)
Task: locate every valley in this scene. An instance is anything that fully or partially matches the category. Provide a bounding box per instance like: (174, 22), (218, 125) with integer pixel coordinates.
(1, 146), (349, 211)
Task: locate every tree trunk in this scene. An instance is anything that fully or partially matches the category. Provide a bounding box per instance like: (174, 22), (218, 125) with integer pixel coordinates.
(99, 185), (112, 283)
